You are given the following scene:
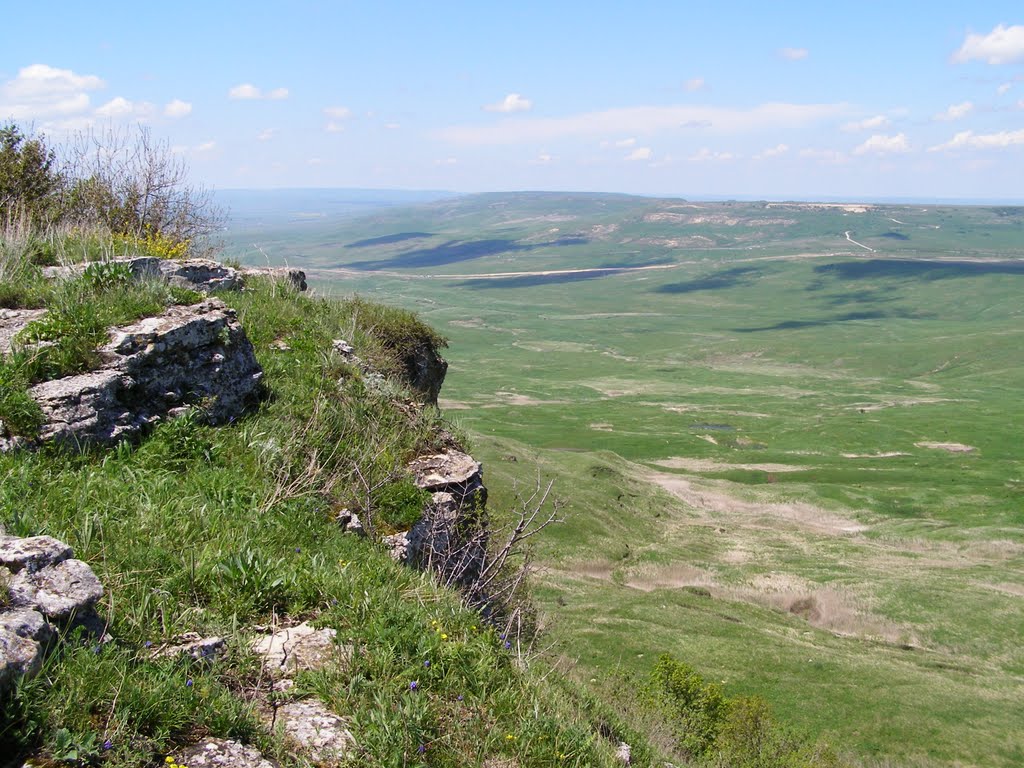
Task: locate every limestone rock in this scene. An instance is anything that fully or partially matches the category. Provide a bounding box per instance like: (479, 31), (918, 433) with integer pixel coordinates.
(408, 450), (486, 507)
(252, 622), (348, 677)
(8, 558), (104, 621)
(273, 699), (353, 762)
(0, 308), (48, 355)
(616, 742), (632, 764)
(239, 267), (307, 292)
(18, 298), (262, 449)
(0, 534), (104, 694)
(384, 451), (488, 588)
(404, 339), (447, 406)
(151, 633), (226, 665)
(175, 738), (277, 768)
(0, 608), (54, 691)
(0, 535), (73, 574)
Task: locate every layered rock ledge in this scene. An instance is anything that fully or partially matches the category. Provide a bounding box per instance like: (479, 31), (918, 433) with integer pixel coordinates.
(1, 299), (263, 451)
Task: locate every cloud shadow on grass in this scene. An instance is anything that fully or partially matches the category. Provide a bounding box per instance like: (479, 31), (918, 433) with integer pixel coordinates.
(347, 235), (589, 270)
(653, 266), (762, 294)
(733, 309), (926, 333)
(344, 232), (435, 248)
(814, 259), (1024, 281)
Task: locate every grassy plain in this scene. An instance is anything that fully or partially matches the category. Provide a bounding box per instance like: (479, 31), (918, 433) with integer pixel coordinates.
(225, 193), (1024, 767)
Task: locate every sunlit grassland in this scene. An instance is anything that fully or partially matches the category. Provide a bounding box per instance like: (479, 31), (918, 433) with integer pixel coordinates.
(224, 194), (1024, 767)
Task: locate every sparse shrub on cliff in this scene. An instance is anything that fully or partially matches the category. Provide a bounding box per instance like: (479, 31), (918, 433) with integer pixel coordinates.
(0, 123), (65, 229)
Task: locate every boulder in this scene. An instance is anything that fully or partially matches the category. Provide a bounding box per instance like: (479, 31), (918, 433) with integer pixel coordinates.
(17, 299), (262, 449)
(0, 534), (104, 694)
(251, 622), (349, 678)
(175, 738), (277, 768)
(0, 309), (48, 355)
(273, 699), (353, 763)
(0, 608), (54, 691)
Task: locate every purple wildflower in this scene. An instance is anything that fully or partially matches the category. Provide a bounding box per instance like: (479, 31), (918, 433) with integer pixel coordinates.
(504, 641), (512, 649)
(143, 640), (153, 648)
(102, 740), (113, 750)
(423, 660), (430, 668)
(418, 744), (426, 754)
(457, 694), (464, 702)
(409, 680), (418, 691)
(186, 678), (194, 687)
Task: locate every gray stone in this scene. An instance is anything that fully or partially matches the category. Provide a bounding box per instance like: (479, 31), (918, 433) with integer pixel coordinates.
(0, 608), (54, 691)
(335, 509), (364, 536)
(151, 633), (226, 665)
(252, 622), (348, 677)
(273, 699), (353, 762)
(408, 451), (486, 507)
(8, 559), (104, 621)
(0, 308), (48, 355)
(15, 298), (262, 450)
(175, 738), (277, 768)
(0, 535), (73, 574)
(239, 267), (307, 292)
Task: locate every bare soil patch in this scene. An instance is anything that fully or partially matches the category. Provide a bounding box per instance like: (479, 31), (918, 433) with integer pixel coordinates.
(645, 470), (868, 536)
(915, 441), (976, 453)
(651, 458), (806, 473)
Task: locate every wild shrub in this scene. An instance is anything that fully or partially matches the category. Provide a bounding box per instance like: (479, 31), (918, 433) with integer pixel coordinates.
(373, 476), (432, 531)
(647, 653), (728, 759)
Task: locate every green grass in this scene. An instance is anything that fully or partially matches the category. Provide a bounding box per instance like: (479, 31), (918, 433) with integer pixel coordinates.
(1, 245), (666, 766)
(221, 192), (1024, 767)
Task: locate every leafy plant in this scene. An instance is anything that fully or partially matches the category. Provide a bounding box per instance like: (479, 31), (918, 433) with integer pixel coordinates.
(373, 477), (431, 531)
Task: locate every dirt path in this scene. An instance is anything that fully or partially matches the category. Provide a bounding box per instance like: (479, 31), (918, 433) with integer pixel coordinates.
(844, 231), (876, 252)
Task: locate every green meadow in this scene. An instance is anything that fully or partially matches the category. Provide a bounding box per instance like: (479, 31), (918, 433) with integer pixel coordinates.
(225, 193), (1024, 767)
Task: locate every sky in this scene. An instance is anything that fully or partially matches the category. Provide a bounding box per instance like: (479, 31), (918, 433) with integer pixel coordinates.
(3, 1), (1024, 201)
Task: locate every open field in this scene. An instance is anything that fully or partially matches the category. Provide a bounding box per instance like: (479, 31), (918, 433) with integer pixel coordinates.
(225, 193), (1024, 767)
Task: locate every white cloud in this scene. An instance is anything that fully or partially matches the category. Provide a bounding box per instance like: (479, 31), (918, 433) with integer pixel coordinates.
(997, 82), (1013, 95)
(799, 148), (848, 164)
(257, 128), (276, 141)
(435, 157), (458, 165)
(626, 147), (653, 161)
(384, 122), (401, 130)
(0, 64), (105, 119)
(689, 147), (739, 162)
(780, 47), (809, 60)
(755, 143), (789, 159)
(853, 133), (910, 155)
(323, 106), (352, 120)
(196, 141), (216, 152)
(684, 77), (705, 92)
(95, 97), (156, 120)
(483, 93), (532, 113)
(531, 152), (554, 165)
(841, 115), (890, 132)
(164, 99), (192, 118)
(615, 137), (636, 147)
(228, 83), (288, 100)
(953, 24), (1024, 65)
(441, 101), (846, 145)
(325, 122), (346, 133)
(929, 128), (1024, 151)
(934, 101), (974, 121)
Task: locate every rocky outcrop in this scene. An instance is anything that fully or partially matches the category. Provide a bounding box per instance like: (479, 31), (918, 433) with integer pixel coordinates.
(333, 336), (447, 406)
(0, 534), (104, 692)
(252, 621), (349, 681)
(0, 308), (47, 355)
(175, 738), (278, 768)
(42, 257), (306, 294)
(2, 299), (263, 451)
(383, 451), (488, 588)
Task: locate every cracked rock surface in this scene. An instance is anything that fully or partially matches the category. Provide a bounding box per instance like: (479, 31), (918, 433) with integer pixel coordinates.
(0, 534), (103, 692)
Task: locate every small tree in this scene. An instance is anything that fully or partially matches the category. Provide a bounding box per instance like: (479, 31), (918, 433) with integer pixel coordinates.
(0, 123), (65, 228)
(63, 126), (224, 253)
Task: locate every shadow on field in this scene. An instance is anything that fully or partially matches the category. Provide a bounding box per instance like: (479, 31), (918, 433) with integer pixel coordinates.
(347, 235), (588, 270)
(344, 232), (435, 248)
(734, 309), (925, 333)
(815, 259), (1024, 280)
(654, 266), (763, 294)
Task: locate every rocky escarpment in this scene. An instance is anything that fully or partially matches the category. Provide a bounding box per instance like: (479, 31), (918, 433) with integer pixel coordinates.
(1, 258), (308, 451)
(383, 450), (488, 588)
(0, 299), (263, 451)
(42, 256), (307, 293)
(0, 534), (105, 692)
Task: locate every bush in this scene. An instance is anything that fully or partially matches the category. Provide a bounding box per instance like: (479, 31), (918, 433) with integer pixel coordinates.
(647, 653), (727, 759)
(0, 123), (64, 229)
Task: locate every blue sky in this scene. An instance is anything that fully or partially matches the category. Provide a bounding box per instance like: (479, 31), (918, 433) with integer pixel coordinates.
(3, 1), (1024, 200)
